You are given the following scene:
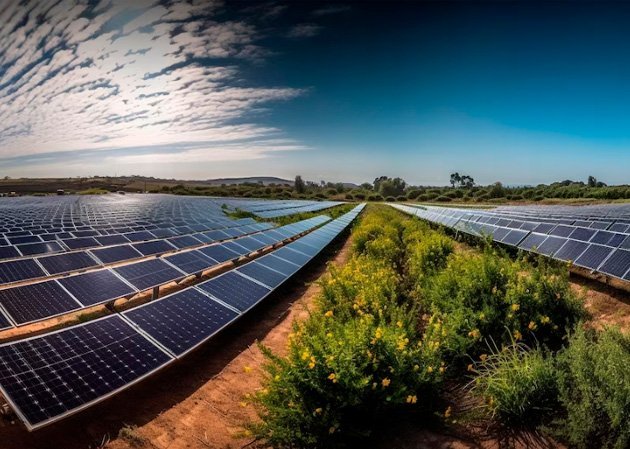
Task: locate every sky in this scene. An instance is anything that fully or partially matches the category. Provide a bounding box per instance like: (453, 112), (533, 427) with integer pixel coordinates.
(1, 0), (630, 186)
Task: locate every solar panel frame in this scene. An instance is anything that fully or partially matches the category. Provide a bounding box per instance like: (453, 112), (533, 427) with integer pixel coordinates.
(196, 271), (272, 313)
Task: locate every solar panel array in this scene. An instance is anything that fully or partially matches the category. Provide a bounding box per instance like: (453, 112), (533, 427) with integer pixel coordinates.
(0, 202), (364, 430)
(222, 199), (344, 219)
(392, 203), (630, 283)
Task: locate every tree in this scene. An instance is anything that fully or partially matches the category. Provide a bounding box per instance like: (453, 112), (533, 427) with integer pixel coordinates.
(489, 181), (506, 198)
(378, 177), (406, 197)
(360, 182), (373, 190)
(373, 176), (389, 192)
(587, 176), (597, 188)
(450, 172), (461, 188)
(294, 175), (305, 194)
(460, 175), (475, 188)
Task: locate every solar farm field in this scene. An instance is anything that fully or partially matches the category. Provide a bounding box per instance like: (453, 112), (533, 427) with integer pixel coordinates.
(0, 199), (627, 449)
(0, 194), (363, 436)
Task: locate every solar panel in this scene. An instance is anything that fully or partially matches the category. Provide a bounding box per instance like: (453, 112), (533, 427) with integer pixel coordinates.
(0, 310), (12, 330)
(574, 245), (613, 270)
(200, 230), (229, 241)
(62, 237), (100, 250)
(0, 281), (81, 325)
(0, 315), (173, 430)
(607, 233), (627, 248)
(232, 236), (266, 252)
(197, 244), (241, 263)
(517, 233), (547, 252)
(94, 235), (130, 246)
(114, 259), (184, 290)
(590, 231), (615, 245)
(536, 236), (568, 257)
(167, 235), (202, 249)
(500, 229), (529, 246)
(132, 240), (176, 256)
(598, 249), (630, 279)
(16, 241), (64, 256)
(164, 250), (217, 275)
(58, 270), (136, 307)
(0, 245), (20, 260)
(256, 254), (300, 276)
(285, 241), (319, 256)
(568, 227), (597, 242)
(197, 271), (271, 312)
(274, 247), (312, 265)
(554, 240), (589, 262)
(37, 252), (99, 275)
(8, 235), (42, 245)
(0, 259), (47, 284)
(123, 289), (239, 357)
(90, 244), (143, 264)
(249, 233), (277, 246)
(491, 227), (510, 241)
(221, 241), (250, 256)
(549, 225), (575, 238)
(237, 261), (289, 289)
(124, 231), (156, 242)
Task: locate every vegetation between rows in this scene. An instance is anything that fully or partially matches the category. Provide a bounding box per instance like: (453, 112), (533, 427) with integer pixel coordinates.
(248, 205), (629, 449)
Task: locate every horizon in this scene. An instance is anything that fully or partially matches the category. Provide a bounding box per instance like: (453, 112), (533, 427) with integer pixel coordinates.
(1, 1), (630, 185)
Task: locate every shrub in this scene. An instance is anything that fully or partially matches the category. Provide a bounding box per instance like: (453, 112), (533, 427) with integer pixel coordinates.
(406, 190), (422, 200)
(385, 196), (396, 202)
(435, 195), (452, 202)
(554, 327), (630, 449)
(396, 195), (407, 202)
(405, 233), (454, 285)
(367, 194), (383, 201)
(470, 343), (558, 425)
(345, 193), (354, 200)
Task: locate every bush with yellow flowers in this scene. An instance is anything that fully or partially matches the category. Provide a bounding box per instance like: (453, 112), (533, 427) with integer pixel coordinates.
(252, 311), (444, 448)
(416, 247), (586, 360)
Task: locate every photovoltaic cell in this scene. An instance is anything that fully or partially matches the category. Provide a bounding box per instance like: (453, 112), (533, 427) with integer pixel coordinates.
(164, 250), (217, 275)
(0, 281), (81, 325)
(114, 259), (184, 290)
(37, 252), (99, 275)
(536, 236), (568, 257)
(0, 246), (20, 260)
(197, 244), (240, 263)
(132, 240), (176, 256)
(94, 235), (130, 246)
(58, 270), (136, 307)
(597, 249), (630, 279)
(123, 289), (239, 357)
(62, 237), (100, 250)
(574, 245), (613, 270)
(518, 233), (547, 252)
(0, 259), (47, 284)
(237, 261), (288, 289)
(90, 244), (143, 264)
(0, 315), (172, 430)
(274, 246), (311, 265)
(554, 240), (589, 262)
(568, 227), (597, 242)
(197, 271), (271, 312)
(16, 241), (64, 256)
(256, 254), (300, 276)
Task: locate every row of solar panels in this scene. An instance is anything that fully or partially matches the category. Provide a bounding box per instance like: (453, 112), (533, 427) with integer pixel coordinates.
(254, 201), (344, 219)
(0, 221), (271, 286)
(393, 205), (630, 283)
(492, 203), (630, 221)
(0, 216), (331, 329)
(0, 217), (259, 261)
(0, 204), (364, 431)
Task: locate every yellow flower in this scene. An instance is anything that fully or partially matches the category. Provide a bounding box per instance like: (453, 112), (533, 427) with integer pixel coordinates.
(528, 321), (537, 331)
(396, 320), (403, 328)
(511, 303), (520, 311)
(406, 395), (417, 404)
(426, 366), (434, 373)
(413, 364), (419, 372)
(444, 406), (452, 418)
(314, 407), (323, 415)
(329, 426), (337, 434)
(479, 354), (488, 362)
(514, 330), (523, 340)
(540, 315), (551, 324)
(328, 373), (338, 383)
(479, 312), (485, 320)
(382, 377), (391, 387)
(467, 363), (474, 372)
(439, 366), (445, 374)
(274, 374), (281, 381)
(301, 351), (310, 361)
(243, 365), (252, 373)
(468, 328), (481, 339)
(324, 310), (334, 318)
(374, 327), (383, 340)
(326, 332), (333, 338)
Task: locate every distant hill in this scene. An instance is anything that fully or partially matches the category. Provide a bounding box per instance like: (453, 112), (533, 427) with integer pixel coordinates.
(203, 177), (292, 186)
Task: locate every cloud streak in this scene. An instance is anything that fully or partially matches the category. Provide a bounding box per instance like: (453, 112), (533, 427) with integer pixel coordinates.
(0, 0), (304, 163)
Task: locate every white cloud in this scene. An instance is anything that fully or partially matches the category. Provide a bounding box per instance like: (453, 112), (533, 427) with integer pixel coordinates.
(0, 0), (304, 164)
(287, 23), (322, 38)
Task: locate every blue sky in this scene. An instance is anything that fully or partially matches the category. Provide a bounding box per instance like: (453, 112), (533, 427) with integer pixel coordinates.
(1, 1), (629, 185)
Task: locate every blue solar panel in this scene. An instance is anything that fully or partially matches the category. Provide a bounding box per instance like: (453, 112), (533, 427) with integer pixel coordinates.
(90, 244), (143, 264)
(237, 262), (289, 289)
(274, 247), (312, 265)
(37, 252), (99, 275)
(132, 240), (176, 256)
(114, 259), (184, 290)
(574, 245), (613, 270)
(569, 227), (597, 242)
(197, 271), (271, 312)
(536, 236), (568, 256)
(598, 249), (630, 279)
(0, 281), (81, 325)
(197, 245), (241, 263)
(231, 236), (266, 252)
(124, 231), (156, 242)
(285, 241), (319, 256)
(8, 235), (41, 245)
(167, 235), (202, 249)
(0, 310), (12, 330)
(164, 250), (217, 275)
(123, 289), (239, 357)
(16, 241), (64, 256)
(256, 254), (300, 276)
(94, 234), (130, 246)
(0, 246), (20, 260)
(0, 259), (46, 284)
(554, 240), (589, 262)
(518, 233), (548, 252)
(200, 230), (229, 241)
(221, 241), (250, 256)
(0, 315), (172, 430)
(58, 270), (136, 307)
(62, 237), (100, 250)
(549, 225), (575, 238)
